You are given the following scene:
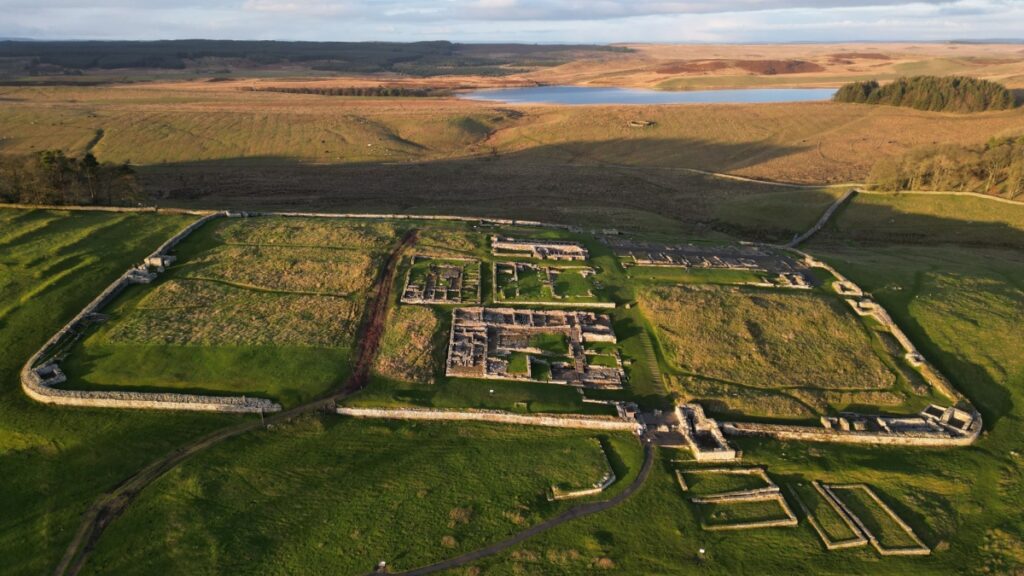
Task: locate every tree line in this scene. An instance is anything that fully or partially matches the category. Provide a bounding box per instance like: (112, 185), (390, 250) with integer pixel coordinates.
(0, 151), (141, 206)
(246, 86), (452, 98)
(868, 136), (1024, 198)
(833, 76), (1015, 113)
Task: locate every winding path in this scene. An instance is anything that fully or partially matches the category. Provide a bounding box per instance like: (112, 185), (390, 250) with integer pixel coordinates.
(54, 229), (418, 576)
(388, 440), (655, 576)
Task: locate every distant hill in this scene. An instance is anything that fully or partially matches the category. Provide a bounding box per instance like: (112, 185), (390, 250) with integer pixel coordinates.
(833, 75), (1015, 112)
(0, 39), (629, 78)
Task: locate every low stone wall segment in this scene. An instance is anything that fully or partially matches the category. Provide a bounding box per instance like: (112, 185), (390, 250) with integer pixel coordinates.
(337, 406), (639, 432)
(721, 421), (979, 447)
(823, 483), (930, 556)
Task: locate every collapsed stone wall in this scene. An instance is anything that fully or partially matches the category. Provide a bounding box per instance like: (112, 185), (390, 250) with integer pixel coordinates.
(19, 212), (283, 414)
(337, 406), (639, 432)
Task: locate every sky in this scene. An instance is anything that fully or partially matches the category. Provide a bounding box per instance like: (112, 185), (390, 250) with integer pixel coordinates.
(1, 0), (1023, 43)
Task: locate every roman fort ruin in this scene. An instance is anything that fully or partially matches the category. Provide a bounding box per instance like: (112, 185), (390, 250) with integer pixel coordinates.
(445, 307), (623, 387)
(13, 204), (992, 572)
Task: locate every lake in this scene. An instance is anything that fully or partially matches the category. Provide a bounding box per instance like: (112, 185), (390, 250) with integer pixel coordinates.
(459, 86), (837, 105)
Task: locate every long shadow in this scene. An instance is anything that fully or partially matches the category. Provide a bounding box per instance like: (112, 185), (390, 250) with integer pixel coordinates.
(135, 136), (817, 240)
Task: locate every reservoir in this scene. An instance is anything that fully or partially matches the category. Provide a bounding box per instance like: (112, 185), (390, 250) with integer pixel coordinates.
(459, 85), (837, 105)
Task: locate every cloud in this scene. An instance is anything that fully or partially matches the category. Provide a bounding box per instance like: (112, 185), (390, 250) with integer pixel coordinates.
(0, 0), (1020, 42)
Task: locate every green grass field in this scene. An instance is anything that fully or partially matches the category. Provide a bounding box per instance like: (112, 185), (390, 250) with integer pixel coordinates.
(3, 191), (1023, 575)
(637, 284), (926, 416)
(80, 418), (641, 575)
(680, 469), (772, 497)
(697, 498), (793, 529)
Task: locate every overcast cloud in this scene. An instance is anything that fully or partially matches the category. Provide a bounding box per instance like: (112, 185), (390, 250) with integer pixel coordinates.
(1, 0), (1022, 42)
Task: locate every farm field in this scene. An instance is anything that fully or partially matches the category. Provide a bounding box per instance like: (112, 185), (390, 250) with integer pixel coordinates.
(58, 216), (398, 407)
(80, 418), (643, 575)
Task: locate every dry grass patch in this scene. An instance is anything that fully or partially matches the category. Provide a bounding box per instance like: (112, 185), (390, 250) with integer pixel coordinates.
(105, 279), (360, 347)
(375, 304), (440, 383)
(182, 244), (377, 295)
(640, 285), (894, 392)
(215, 217), (396, 250)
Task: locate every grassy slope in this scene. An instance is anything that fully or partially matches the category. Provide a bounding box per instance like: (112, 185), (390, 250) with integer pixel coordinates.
(0, 208), (238, 575)
(81, 419), (642, 575)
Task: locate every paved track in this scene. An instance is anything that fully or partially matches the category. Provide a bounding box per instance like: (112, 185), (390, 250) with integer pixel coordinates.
(54, 229), (418, 576)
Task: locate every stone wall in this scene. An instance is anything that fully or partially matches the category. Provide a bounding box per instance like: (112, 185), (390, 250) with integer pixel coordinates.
(785, 189), (857, 248)
(336, 406), (639, 432)
(787, 482), (868, 551)
(798, 249), (973, 410)
(19, 212), (283, 414)
(721, 420), (979, 447)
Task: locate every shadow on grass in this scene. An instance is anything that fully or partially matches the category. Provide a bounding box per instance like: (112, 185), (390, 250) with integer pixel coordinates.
(135, 136), (824, 241)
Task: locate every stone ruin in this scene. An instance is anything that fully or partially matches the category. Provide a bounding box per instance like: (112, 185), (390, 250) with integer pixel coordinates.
(491, 236), (589, 261)
(445, 307), (623, 388)
(607, 238), (815, 287)
(721, 403), (981, 447)
(674, 403), (738, 462)
(822, 483), (931, 556)
(494, 261), (598, 302)
(787, 481), (870, 551)
(144, 254), (176, 272)
(401, 256), (480, 305)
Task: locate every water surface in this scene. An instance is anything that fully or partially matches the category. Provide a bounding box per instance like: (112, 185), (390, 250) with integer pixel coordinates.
(459, 86), (837, 105)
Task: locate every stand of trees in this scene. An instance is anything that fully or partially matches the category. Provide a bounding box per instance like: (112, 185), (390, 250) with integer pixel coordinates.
(833, 76), (1015, 112)
(868, 136), (1024, 198)
(0, 151), (141, 206)
(247, 86), (452, 97)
